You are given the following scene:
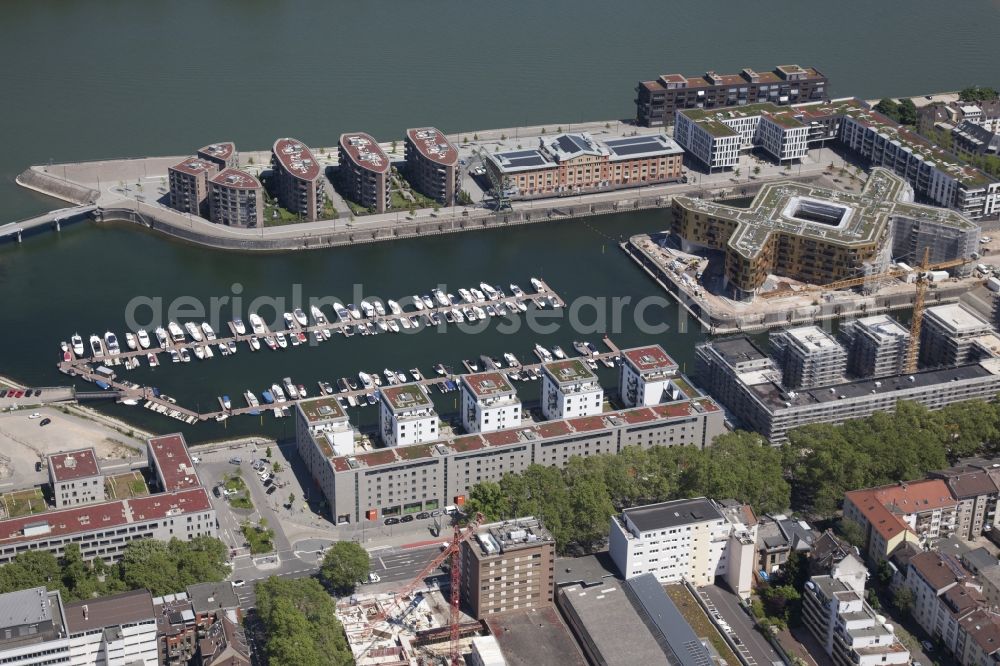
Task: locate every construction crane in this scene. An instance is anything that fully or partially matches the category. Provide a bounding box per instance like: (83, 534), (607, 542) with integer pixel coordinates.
(904, 247), (933, 374)
(758, 254), (971, 300)
(358, 511), (485, 665)
(472, 148), (512, 213)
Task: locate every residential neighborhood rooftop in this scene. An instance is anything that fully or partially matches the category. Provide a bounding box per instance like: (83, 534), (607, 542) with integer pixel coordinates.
(406, 127), (458, 166)
(462, 371), (516, 399)
(298, 395), (348, 423)
(380, 384), (433, 412)
(543, 358), (598, 385)
(272, 138), (321, 181)
(48, 448), (101, 482)
(340, 132), (390, 174)
(148, 434), (199, 492)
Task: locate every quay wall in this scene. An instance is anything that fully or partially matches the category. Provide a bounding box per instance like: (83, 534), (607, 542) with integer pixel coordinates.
(16, 168), (98, 206)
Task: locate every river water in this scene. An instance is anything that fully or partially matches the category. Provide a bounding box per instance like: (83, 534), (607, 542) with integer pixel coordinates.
(1, 1), (998, 441)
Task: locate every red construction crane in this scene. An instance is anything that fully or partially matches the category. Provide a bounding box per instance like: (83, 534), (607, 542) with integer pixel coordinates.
(359, 511), (485, 665)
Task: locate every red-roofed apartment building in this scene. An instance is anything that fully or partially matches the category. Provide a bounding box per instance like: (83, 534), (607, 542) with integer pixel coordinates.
(48, 448), (104, 508)
(147, 433), (200, 492)
(844, 480), (958, 563)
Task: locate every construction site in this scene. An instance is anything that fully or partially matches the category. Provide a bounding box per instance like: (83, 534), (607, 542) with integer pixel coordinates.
(624, 167), (990, 334)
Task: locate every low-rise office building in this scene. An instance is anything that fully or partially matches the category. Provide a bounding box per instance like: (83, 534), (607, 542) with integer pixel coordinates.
(608, 497), (757, 598)
(843, 480), (958, 562)
(339, 132), (390, 213)
(618, 344), (679, 407)
(483, 132), (682, 199)
(671, 168), (979, 299)
(541, 358), (603, 420)
(196, 142), (238, 171)
(168, 158), (218, 216)
(635, 64), (828, 127)
(48, 448), (104, 508)
(270, 137), (325, 221)
(460, 372), (521, 433)
(404, 127), (459, 204)
(695, 333), (1000, 442)
(379, 384), (438, 447)
(208, 168), (263, 228)
(459, 517), (554, 618)
(295, 359), (724, 525)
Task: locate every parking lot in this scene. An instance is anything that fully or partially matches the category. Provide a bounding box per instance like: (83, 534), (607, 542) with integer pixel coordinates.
(699, 585), (782, 666)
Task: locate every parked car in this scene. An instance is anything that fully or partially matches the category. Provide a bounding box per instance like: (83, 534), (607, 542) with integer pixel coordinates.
(401, 514), (414, 523)
(430, 509), (441, 517)
(921, 641), (934, 652)
(39, 418), (51, 427)
(368, 572), (381, 583)
(415, 512), (430, 520)
(384, 517), (400, 526)
(28, 413), (40, 419)
(266, 486), (277, 495)
(263, 478), (273, 487)
(229, 457), (242, 465)
(34, 461), (43, 472)
(231, 579), (245, 588)
(213, 486), (223, 498)
(0, 390), (7, 398)
(190, 455), (201, 464)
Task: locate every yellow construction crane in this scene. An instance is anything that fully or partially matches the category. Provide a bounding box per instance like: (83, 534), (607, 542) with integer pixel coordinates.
(759, 254), (971, 300)
(904, 248), (933, 374)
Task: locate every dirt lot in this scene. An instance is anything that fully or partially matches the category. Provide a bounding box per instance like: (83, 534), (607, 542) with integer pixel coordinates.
(0, 407), (144, 488)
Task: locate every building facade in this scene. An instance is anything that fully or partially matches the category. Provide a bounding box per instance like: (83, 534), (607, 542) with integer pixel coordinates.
(460, 372), (521, 434)
(618, 345), (680, 408)
(769, 325), (847, 390)
(404, 127), (459, 204)
(459, 517), (554, 618)
(608, 497), (757, 598)
(270, 137), (325, 221)
(196, 142), (237, 171)
(208, 168), (263, 228)
(541, 359), (603, 420)
(839, 314), (911, 378)
(379, 384), (439, 447)
(48, 448), (105, 508)
(635, 64), (828, 127)
(339, 132), (390, 213)
(920, 303), (994, 367)
(168, 158), (218, 216)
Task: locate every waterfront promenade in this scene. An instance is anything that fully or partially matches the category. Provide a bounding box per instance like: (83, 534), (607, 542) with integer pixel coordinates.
(11, 118), (843, 251)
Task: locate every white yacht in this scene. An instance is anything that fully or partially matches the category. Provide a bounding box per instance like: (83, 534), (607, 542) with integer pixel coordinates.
(248, 336), (261, 351)
(104, 331), (121, 355)
(147, 352), (159, 367)
(201, 322), (217, 341)
(470, 287), (485, 302)
(510, 283), (524, 297)
(531, 277), (545, 292)
(310, 305), (328, 326)
(480, 283), (498, 300)
(283, 312), (296, 329)
(358, 372), (374, 389)
(275, 332), (288, 348)
(388, 320), (400, 333)
(410, 368), (423, 381)
(184, 322), (204, 342)
(534, 344), (553, 362)
(283, 378), (299, 400)
(452, 308), (465, 323)
(421, 294), (435, 309)
(515, 301), (528, 312)
(399, 317), (411, 330)
(168, 322), (185, 343)
(387, 299), (402, 315)
(458, 288), (473, 303)
(411, 295), (425, 310)
(375, 319), (389, 332)
(552, 345), (566, 359)
(154, 327), (169, 348)
(432, 289), (450, 307)
(504, 352), (521, 367)
(89, 335), (104, 358)
(271, 384), (287, 402)
(348, 303), (363, 319)
(136, 329), (151, 349)
(233, 318), (247, 335)
(245, 391), (260, 408)
(334, 304), (351, 321)
(179, 348), (191, 363)
(473, 306), (487, 320)
(249, 313), (267, 335)
(360, 301), (376, 318)
(125, 332), (138, 350)
(193, 345), (205, 360)
(71, 334), (85, 356)
(293, 308), (308, 327)
(373, 300), (386, 317)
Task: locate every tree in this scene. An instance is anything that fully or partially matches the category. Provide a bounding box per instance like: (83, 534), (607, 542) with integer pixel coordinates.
(892, 586), (915, 615)
(320, 542), (370, 595)
(875, 98), (900, 122)
(959, 86), (999, 103)
(833, 518), (866, 548)
(687, 431), (790, 514)
(266, 446), (272, 458)
(257, 577), (352, 665)
(753, 165), (761, 178)
(288, 492), (296, 507)
(733, 167), (741, 180)
(272, 461), (283, 473)
(897, 99), (917, 126)
(120, 540), (179, 595)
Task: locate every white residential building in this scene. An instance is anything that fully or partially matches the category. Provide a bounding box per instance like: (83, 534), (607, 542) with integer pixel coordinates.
(48, 448), (105, 508)
(802, 557), (910, 666)
(295, 395), (356, 458)
(618, 344), (680, 407)
(608, 497), (757, 598)
(379, 383), (438, 447)
(460, 372), (521, 433)
(541, 359), (603, 420)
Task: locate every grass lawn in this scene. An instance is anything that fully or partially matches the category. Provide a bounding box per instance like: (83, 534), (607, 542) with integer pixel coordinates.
(2, 488), (47, 518)
(241, 522), (275, 554)
(665, 585), (740, 664)
(390, 188), (437, 211)
(105, 471), (149, 500)
(230, 493), (254, 510)
(263, 203), (304, 227)
(224, 475), (253, 510)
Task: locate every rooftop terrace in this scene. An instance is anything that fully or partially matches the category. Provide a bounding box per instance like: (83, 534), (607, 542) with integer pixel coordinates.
(381, 384), (433, 412)
(49, 448), (100, 483)
(406, 127), (458, 166)
(462, 371), (516, 399)
(298, 395), (348, 423)
(543, 358), (598, 385)
(272, 138), (321, 181)
(340, 132), (389, 174)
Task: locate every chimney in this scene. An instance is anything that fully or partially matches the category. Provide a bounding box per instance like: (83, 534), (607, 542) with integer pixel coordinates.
(82, 605), (89, 620)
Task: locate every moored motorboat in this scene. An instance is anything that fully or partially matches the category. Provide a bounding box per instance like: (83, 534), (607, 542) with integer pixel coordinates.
(552, 345), (566, 359)
(104, 331), (121, 355)
(125, 332), (138, 350)
(201, 322), (217, 341)
(233, 318), (247, 335)
(510, 283), (524, 297)
(249, 313), (267, 335)
(411, 295), (425, 310)
(147, 352), (159, 367)
(245, 391), (260, 408)
(271, 384), (287, 402)
(168, 322), (185, 343)
(387, 299), (402, 315)
(184, 322), (203, 342)
(310, 305), (328, 326)
(137, 329), (151, 349)
(155, 327), (169, 348)
(347, 304), (362, 320)
(534, 344), (553, 362)
(293, 308), (308, 327)
(71, 334), (85, 356)
(283, 377), (298, 400)
(373, 300), (386, 317)
(421, 294), (435, 309)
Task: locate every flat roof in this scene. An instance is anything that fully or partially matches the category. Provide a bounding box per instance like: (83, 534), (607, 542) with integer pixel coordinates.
(622, 345), (678, 375)
(339, 132), (389, 174)
(272, 138), (321, 181)
(605, 134), (684, 160)
(780, 325), (843, 352)
(185, 582), (240, 614)
(169, 158), (215, 177)
(469, 517), (554, 559)
(853, 314), (911, 340)
(557, 579), (671, 666)
(298, 395), (348, 423)
(0, 587), (51, 629)
(623, 497), (723, 533)
(485, 608), (587, 666)
(542, 359), (597, 386)
(461, 372), (516, 399)
(674, 167), (978, 262)
(148, 433), (199, 491)
(209, 168), (261, 190)
(380, 384), (433, 412)
(406, 127), (458, 167)
(487, 148), (556, 174)
(925, 303), (991, 335)
(197, 142), (235, 162)
(64, 589), (154, 634)
(49, 448), (100, 482)
(709, 336), (770, 365)
(626, 574), (714, 666)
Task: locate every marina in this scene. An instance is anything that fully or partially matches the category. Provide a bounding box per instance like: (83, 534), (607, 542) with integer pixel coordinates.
(55, 278), (572, 424)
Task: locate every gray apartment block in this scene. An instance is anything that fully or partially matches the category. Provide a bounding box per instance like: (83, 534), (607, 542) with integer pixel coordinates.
(697, 335), (1000, 442)
(839, 315), (911, 379)
(769, 326), (847, 390)
(920, 303), (993, 367)
(296, 389), (724, 525)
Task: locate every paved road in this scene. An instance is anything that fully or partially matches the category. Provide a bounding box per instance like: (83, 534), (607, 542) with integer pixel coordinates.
(701, 585), (782, 666)
(369, 544), (445, 584)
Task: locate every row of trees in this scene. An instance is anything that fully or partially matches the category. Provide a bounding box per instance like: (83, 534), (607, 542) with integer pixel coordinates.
(959, 86), (999, 103)
(256, 577), (353, 666)
(0, 536), (229, 600)
(874, 97), (918, 126)
(466, 398), (1000, 554)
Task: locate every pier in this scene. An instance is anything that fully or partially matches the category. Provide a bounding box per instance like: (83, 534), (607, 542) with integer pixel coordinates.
(54, 280), (580, 424)
(0, 205), (96, 244)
